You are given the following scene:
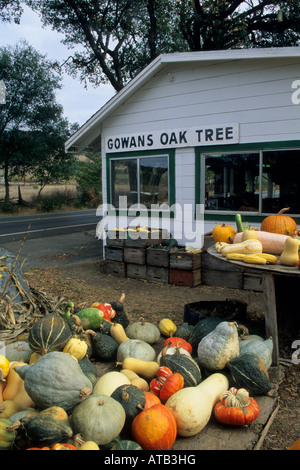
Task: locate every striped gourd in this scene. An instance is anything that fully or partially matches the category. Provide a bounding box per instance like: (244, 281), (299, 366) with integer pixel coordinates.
(159, 353), (201, 387)
(28, 314), (72, 355)
(221, 239), (262, 257)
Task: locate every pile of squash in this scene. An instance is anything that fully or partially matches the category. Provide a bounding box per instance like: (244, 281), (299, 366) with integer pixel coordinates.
(212, 210), (300, 267)
(0, 289), (275, 451)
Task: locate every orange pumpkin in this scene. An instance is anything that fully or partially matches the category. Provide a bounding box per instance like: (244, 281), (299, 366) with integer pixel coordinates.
(51, 443), (77, 450)
(214, 387), (260, 426)
(212, 224), (236, 243)
(144, 392), (161, 410)
(260, 208), (297, 235)
(131, 403), (177, 450)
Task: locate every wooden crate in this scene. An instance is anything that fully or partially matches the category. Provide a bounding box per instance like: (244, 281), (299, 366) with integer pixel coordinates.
(201, 268), (243, 289)
(243, 272), (263, 292)
(146, 248), (169, 267)
(105, 260), (126, 277)
(124, 247), (146, 265)
(169, 249), (202, 270)
(169, 268), (201, 287)
(125, 228), (168, 248)
(106, 230), (126, 247)
(127, 263), (147, 280)
(146, 266), (169, 284)
(104, 246), (123, 262)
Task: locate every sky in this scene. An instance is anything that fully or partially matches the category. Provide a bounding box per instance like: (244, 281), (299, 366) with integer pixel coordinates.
(0, 4), (115, 127)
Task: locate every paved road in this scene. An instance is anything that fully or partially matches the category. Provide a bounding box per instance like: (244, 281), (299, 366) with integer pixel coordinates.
(0, 210), (104, 269)
(0, 209), (101, 242)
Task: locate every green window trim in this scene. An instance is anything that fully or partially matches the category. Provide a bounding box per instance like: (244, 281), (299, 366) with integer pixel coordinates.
(106, 148), (175, 218)
(195, 140), (300, 225)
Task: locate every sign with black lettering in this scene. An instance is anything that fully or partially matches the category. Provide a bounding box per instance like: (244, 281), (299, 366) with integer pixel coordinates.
(105, 123), (239, 153)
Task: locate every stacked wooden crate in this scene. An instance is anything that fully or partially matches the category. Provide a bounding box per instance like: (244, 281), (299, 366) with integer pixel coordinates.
(169, 249), (202, 287)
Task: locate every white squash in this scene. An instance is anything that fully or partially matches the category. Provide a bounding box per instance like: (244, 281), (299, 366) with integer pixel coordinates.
(165, 373), (229, 437)
(197, 321), (239, 370)
(92, 371), (130, 396)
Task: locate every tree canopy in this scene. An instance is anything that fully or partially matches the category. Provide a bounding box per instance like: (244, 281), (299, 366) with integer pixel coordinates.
(18, 0), (300, 92)
(0, 41), (74, 203)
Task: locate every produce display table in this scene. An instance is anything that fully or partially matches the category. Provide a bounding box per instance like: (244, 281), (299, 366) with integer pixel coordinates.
(207, 246), (300, 366)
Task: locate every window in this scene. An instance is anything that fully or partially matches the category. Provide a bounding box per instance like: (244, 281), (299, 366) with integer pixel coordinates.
(110, 154), (169, 209)
(201, 147), (300, 215)
(204, 152), (259, 212)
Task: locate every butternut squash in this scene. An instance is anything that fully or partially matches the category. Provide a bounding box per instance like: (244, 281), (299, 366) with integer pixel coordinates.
(233, 231), (289, 255)
(280, 237), (300, 266)
(3, 361), (36, 409)
(110, 323), (130, 344)
(117, 358), (159, 380)
(165, 373), (229, 437)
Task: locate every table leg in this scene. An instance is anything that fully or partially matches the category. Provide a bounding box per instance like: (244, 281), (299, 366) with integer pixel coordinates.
(262, 272), (279, 366)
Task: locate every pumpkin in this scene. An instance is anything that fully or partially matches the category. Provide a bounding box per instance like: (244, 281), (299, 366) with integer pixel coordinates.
(51, 443), (77, 450)
(159, 351), (201, 387)
(158, 318), (177, 337)
(150, 366), (184, 404)
(212, 223), (236, 243)
(175, 322), (194, 342)
(111, 439), (142, 450)
(156, 344), (191, 365)
(126, 318), (160, 344)
(131, 403), (177, 450)
(214, 387), (260, 426)
(117, 339), (156, 362)
(0, 417), (16, 450)
(280, 236), (300, 266)
(111, 384), (146, 434)
(227, 352), (272, 395)
(117, 358), (159, 380)
(144, 392), (161, 410)
(90, 330), (119, 361)
(15, 406), (73, 447)
(14, 351), (93, 412)
(28, 314), (72, 355)
(288, 439), (300, 450)
(163, 337), (192, 355)
(93, 371), (131, 397)
(0, 355), (10, 379)
(239, 337), (273, 370)
(70, 394), (126, 446)
(233, 230), (289, 255)
(197, 321), (240, 370)
(63, 337), (88, 360)
(260, 208), (297, 235)
(165, 373), (229, 437)
(3, 361), (36, 409)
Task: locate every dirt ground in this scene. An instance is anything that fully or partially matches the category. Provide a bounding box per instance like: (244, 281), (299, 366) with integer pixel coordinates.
(24, 260), (300, 451)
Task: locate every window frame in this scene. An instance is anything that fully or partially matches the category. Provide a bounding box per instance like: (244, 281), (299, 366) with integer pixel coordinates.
(106, 148), (176, 216)
(195, 140), (300, 222)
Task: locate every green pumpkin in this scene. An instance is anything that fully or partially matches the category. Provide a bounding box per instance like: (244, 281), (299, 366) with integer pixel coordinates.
(112, 439), (142, 450)
(111, 384), (146, 435)
(78, 358), (98, 385)
(116, 339), (156, 362)
(70, 394), (126, 446)
(91, 331), (119, 361)
(28, 314), (72, 355)
(188, 317), (224, 354)
(228, 352), (272, 395)
(125, 318), (160, 344)
(160, 352), (201, 387)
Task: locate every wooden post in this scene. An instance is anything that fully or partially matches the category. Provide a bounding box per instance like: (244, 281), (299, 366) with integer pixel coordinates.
(262, 272), (279, 366)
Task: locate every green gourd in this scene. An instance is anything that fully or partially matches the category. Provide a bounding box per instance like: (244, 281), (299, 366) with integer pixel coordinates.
(90, 331), (119, 361)
(159, 351), (201, 387)
(126, 318), (160, 344)
(28, 314), (72, 355)
(239, 337), (273, 370)
(0, 418), (16, 450)
(228, 352), (272, 395)
(111, 384), (146, 434)
(65, 302), (104, 330)
(117, 339), (156, 362)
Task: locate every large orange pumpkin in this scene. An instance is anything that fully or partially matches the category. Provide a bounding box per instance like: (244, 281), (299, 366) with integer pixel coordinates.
(212, 224), (236, 243)
(131, 403), (177, 450)
(260, 208), (297, 235)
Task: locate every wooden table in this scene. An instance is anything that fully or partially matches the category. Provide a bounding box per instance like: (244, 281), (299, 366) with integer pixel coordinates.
(207, 246), (300, 365)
